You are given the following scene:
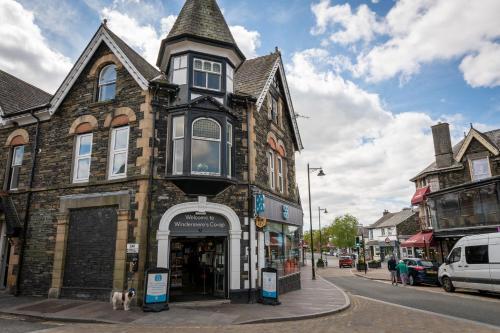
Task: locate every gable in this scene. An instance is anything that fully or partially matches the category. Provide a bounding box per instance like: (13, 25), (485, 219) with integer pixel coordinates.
(455, 128), (499, 162)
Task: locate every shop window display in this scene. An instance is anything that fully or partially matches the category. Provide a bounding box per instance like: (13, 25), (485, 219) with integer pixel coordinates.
(264, 222), (300, 277)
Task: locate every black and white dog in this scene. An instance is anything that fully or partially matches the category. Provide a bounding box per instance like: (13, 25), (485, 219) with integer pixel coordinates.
(111, 288), (136, 311)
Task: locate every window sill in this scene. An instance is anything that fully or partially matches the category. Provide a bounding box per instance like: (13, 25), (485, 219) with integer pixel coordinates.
(165, 174), (237, 196)
(89, 99), (116, 108)
(190, 87), (225, 97)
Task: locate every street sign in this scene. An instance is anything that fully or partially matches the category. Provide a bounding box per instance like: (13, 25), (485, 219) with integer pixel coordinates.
(143, 268), (169, 312)
(127, 243), (139, 254)
(385, 237), (391, 244)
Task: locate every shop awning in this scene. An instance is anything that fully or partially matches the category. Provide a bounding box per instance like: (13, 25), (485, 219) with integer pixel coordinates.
(411, 186), (430, 205)
(401, 231), (434, 248)
(0, 192), (22, 236)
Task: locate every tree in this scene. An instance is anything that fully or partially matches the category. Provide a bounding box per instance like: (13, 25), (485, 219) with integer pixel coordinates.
(328, 214), (359, 249)
(303, 229), (322, 252)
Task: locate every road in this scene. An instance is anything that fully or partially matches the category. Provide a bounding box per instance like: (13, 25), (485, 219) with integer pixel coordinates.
(322, 257), (500, 328)
(0, 314), (61, 333)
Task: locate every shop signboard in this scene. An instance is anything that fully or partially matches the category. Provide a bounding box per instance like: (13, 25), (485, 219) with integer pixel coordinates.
(143, 268), (169, 312)
(255, 194), (266, 215)
(261, 267), (280, 305)
(170, 213), (228, 236)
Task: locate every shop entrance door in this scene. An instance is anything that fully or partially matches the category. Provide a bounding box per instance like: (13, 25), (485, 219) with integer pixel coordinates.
(170, 237), (227, 302)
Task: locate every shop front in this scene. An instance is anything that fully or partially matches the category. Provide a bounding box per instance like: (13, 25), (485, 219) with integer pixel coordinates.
(400, 230), (437, 260)
(258, 194), (303, 294)
(156, 199), (241, 302)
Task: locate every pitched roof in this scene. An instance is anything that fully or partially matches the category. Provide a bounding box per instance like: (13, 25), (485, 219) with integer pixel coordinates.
(167, 0), (236, 46)
(377, 208), (416, 228)
(234, 53), (279, 98)
(412, 128), (500, 180)
(368, 211), (396, 228)
(104, 26), (160, 81)
(0, 69), (51, 117)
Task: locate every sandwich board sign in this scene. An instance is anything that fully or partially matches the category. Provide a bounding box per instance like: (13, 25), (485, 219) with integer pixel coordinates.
(143, 267), (169, 312)
(261, 267), (280, 305)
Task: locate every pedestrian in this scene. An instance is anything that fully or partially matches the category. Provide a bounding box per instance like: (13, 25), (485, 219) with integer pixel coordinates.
(387, 256), (397, 286)
(396, 260), (409, 286)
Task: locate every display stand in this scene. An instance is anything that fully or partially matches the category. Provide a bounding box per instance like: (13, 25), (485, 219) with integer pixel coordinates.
(143, 268), (169, 312)
(260, 267), (281, 306)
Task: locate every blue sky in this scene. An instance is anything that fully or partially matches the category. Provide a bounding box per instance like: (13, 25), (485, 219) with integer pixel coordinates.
(2, 0), (500, 227)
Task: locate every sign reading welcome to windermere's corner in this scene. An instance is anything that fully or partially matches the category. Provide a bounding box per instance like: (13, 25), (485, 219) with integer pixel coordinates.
(169, 213), (229, 236)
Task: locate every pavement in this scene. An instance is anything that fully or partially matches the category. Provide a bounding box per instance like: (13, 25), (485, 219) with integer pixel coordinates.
(0, 267), (350, 326)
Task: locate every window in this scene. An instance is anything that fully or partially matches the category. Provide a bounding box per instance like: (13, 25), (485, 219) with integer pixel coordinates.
(277, 156), (284, 193)
(465, 245), (489, 264)
(369, 230), (373, 240)
(108, 126), (129, 179)
(381, 228), (385, 236)
(387, 228), (392, 236)
(170, 55), (188, 85)
(448, 247), (461, 263)
(471, 158), (491, 181)
(98, 64), (116, 101)
(191, 118), (221, 175)
(172, 116), (185, 175)
(226, 122), (233, 177)
(226, 64), (234, 93)
(193, 59), (221, 91)
(268, 150), (275, 189)
(9, 146), (24, 190)
(407, 247), (413, 257)
(73, 133), (93, 183)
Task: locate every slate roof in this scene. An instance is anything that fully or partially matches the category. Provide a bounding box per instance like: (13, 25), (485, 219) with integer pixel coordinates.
(0, 69), (51, 117)
(377, 208), (416, 228)
(104, 26), (160, 81)
(167, 0), (236, 46)
(368, 211), (396, 229)
(234, 53), (279, 98)
(412, 129), (500, 180)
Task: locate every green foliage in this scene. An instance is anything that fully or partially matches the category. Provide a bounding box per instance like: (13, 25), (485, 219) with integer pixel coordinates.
(303, 229), (322, 252)
(326, 214), (359, 249)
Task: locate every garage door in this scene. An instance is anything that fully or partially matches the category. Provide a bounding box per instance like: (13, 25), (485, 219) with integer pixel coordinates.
(61, 206), (117, 300)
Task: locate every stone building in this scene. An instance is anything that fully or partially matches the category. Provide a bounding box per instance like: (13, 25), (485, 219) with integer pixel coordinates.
(0, 0), (303, 304)
(411, 123), (500, 262)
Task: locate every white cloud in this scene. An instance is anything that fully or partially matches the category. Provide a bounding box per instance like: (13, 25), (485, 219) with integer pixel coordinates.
(286, 48), (438, 225)
(229, 25), (261, 58)
(0, 0), (72, 93)
(311, 0), (500, 88)
(311, 1), (385, 45)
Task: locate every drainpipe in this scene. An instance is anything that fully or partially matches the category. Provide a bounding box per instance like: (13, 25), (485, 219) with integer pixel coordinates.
(15, 111), (41, 296)
(246, 102), (254, 303)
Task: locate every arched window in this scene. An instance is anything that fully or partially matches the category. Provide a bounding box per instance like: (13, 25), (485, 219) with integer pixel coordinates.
(98, 64), (117, 102)
(191, 118), (221, 175)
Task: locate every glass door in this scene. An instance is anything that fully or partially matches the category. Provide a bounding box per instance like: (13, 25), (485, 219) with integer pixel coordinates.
(213, 238), (226, 297)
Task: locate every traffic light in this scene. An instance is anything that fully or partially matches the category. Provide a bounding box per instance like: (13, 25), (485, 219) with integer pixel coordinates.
(355, 236), (361, 248)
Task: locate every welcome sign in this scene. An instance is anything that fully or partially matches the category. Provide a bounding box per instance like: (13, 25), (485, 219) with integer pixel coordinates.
(169, 213), (229, 236)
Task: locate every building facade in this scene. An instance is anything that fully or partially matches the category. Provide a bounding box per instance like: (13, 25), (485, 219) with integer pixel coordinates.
(411, 123), (500, 262)
(0, 0), (303, 303)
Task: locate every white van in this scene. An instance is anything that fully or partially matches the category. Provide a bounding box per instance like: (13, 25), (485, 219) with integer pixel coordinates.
(439, 232), (500, 293)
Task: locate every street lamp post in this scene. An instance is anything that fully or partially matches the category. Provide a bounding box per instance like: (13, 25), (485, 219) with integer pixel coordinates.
(307, 163), (325, 280)
(318, 207), (328, 261)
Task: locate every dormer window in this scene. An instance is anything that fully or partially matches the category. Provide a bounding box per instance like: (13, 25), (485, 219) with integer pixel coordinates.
(193, 59), (221, 91)
(191, 118), (221, 175)
(470, 157), (491, 181)
(98, 64), (116, 101)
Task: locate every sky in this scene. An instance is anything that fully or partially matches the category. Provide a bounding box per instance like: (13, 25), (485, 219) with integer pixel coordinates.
(1, 0), (500, 229)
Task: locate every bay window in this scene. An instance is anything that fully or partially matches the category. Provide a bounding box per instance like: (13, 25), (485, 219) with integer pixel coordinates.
(9, 145), (24, 190)
(191, 118), (221, 175)
(108, 126), (129, 179)
(73, 133), (93, 183)
(193, 59), (221, 91)
(172, 116), (185, 175)
(226, 122), (233, 177)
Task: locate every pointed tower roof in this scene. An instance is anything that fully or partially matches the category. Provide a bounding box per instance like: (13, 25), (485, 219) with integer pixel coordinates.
(167, 0), (236, 45)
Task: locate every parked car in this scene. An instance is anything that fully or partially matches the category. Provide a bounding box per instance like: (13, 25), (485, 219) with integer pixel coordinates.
(339, 256), (353, 268)
(402, 258), (440, 286)
(439, 232), (500, 293)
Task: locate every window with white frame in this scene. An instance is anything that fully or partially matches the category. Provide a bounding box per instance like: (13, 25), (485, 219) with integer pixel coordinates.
(471, 157), (491, 181)
(193, 59), (221, 91)
(226, 64), (234, 93)
(268, 150), (275, 189)
(98, 64), (116, 102)
(9, 145), (24, 190)
(73, 133), (93, 183)
(108, 126), (129, 179)
(226, 122), (233, 177)
(369, 229), (373, 240)
(407, 248), (413, 257)
(381, 228), (385, 236)
(172, 116), (185, 175)
(170, 55), (188, 85)
(191, 118), (221, 175)
(277, 156), (284, 193)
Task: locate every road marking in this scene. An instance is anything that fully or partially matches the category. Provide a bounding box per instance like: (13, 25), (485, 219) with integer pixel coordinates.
(353, 294), (500, 331)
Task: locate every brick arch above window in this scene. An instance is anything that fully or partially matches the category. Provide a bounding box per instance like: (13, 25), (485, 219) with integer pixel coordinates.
(103, 107), (137, 128)
(87, 53), (123, 78)
(69, 115), (98, 135)
(267, 132), (278, 150)
(5, 129), (29, 147)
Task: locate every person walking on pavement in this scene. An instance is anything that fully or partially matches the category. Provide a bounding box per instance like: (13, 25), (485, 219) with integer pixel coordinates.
(396, 260), (409, 286)
(388, 256), (397, 286)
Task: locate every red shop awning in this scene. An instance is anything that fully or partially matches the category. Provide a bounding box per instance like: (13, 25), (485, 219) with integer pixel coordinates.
(401, 231), (434, 248)
(411, 186), (430, 205)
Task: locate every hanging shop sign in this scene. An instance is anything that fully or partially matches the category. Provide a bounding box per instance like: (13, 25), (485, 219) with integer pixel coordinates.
(282, 205), (289, 220)
(169, 213), (229, 236)
(143, 267), (169, 312)
(255, 194), (266, 215)
(261, 267), (280, 305)
(255, 216), (267, 229)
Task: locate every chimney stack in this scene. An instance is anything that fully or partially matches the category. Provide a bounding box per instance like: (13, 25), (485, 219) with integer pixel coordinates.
(383, 210), (390, 216)
(431, 122), (453, 168)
